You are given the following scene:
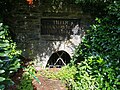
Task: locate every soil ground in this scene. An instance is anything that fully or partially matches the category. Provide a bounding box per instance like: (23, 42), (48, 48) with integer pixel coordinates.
(33, 68), (67, 90)
(9, 68), (67, 90)
(32, 76), (66, 90)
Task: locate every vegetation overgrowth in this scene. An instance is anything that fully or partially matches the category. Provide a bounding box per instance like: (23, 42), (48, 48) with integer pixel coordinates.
(0, 20), (21, 90)
(41, 0), (120, 90)
(61, 0), (120, 89)
(17, 62), (36, 90)
(0, 0), (120, 90)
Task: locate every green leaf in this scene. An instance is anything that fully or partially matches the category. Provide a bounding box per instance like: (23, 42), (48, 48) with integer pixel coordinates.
(0, 31), (5, 36)
(116, 82), (120, 85)
(0, 60), (3, 63)
(0, 43), (9, 48)
(0, 23), (3, 27)
(0, 52), (8, 57)
(0, 70), (5, 74)
(0, 77), (5, 82)
(0, 85), (5, 90)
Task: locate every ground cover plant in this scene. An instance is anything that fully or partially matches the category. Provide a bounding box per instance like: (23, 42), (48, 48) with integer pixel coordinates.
(37, 66), (77, 89)
(17, 62), (36, 90)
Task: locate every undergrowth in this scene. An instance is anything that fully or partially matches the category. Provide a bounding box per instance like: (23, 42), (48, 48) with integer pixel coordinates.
(0, 20), (21, 90)
(17, 62), (36, 90)
(37, 65), (76, 89)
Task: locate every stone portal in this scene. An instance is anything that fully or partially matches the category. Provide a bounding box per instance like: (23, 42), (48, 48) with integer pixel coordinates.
(10, 0), (92, 68)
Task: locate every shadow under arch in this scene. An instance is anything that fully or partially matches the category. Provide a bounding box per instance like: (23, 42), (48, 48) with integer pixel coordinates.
(46, 50), (71, 68)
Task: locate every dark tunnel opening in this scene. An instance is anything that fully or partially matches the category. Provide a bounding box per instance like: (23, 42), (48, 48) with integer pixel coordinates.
(46, 51), (71, 68)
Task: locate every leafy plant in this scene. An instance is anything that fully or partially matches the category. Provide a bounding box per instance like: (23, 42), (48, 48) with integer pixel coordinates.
(70, 1), (120, 90)
(0, 22), (21, 90)
(17, 63), (36, 90)
(72, 59), (98, 90)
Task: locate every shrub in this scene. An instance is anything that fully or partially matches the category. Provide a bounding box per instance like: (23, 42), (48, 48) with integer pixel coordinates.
(72, 59), (97, 90)
(17, 63), (36, 90)
(56, 65), (77, 88)
(71, 1), (120, 90)
(0, 22), (21, 90)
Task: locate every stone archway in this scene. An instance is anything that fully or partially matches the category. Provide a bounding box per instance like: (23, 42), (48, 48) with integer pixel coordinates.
(46, 50), (71, 68)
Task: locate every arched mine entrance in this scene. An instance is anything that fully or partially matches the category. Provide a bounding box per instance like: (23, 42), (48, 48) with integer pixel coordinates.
(46, 51), (71, 68)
